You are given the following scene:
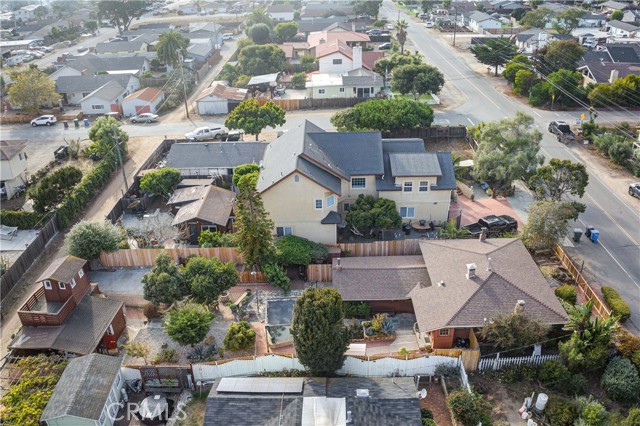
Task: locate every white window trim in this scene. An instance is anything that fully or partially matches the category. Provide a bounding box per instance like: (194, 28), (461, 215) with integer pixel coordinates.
(339, 87), (345, 92)
(318, 88), (326, 94)
(419, 181), (429, 192)
(438, 328), (450, 337)
(327, 195), (335, 207)
(59, 282), (66, 290)
(403, 182), (413, 192)
(400, 207), (415, 218)
(44, 280), (52, 290)
(314, 199), (323, 210)
(276, 226), (293, 237)
(70, 278), (76, 288)
(351, 177), (366, 189)
(78, 268), (84, 278)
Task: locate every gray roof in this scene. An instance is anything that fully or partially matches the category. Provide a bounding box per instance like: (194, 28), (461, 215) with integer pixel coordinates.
(95, 33), (156, 53)
(64, 54), (148, 74)
(433, 152), (457, 190)
(248, 73), (279, 86)
(167, 184), (207, 205)
(188, 42), (213, 57)
(296, 157), (343, 195)
(601, 0), (629, 10)
(56, 74), (135, 94)
(37, 255), (86, 283)
(389, 152), (442, 177)
(342, 67), (384, 86)
(81, 80), (126, 102)
(578, 61), (640, 83)
(41, 354), (122, 421)
(135, 22), (172, 30)
(469, 11), (496, 22)
(171, 185), (235, 227)
(0, 139), (27, 161)
(606, 43), (640, 63)
(267, 4), (294, 13)
(608, 20), (640, 32)
(321, 210), (343, 225)
(296, 18), (350, 33)
(166, 142), (268, 170)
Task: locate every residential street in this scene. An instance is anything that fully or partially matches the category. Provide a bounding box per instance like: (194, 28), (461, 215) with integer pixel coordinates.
(380, 1), (640, 331)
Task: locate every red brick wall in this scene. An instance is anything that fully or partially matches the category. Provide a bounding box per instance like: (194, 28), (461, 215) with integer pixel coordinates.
(369, 300), (414, 314)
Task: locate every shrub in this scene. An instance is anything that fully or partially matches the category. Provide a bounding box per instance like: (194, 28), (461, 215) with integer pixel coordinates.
(609, 141), (633, 165)
(262, 262), (291, 292)
(275, 235), (328, 266)
(540, 360), (569, 390)
(632, 351), (640, 371)
(224, 321), (256, 351)
(595, 133), (619, 155)
(67, 220), (121, 260)
(624, 408), (640, 426)
(601, 357), (640, 403)
(0, 210), (48, 229)
(435, 363), (459, 378)
(580, 402), (608, 426)
(164, 303), (214, 345)
(143, 303), (161, 319)
(555, 284), (577, 305)
(446, 390), (485, 426)
(198, 230), (236, 247)
(546, 395), (578, 426)
(566, 373), (588, 396)
(29, 166), (83, 213)
(601, 286), (631, 323)
(581, 121), (599, 139)
(290, 72), (307, 89)
(139, 167), (181, 199)
(343, 302), (372, 318)
(152, 347), (178, 365)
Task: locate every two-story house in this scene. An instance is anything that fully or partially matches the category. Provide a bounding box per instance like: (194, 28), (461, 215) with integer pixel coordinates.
(257, 121), (456, 244)
(41, 354), (124, 426)
(0, 139), (27, 200)
(267, 4), (295, 22)
(10, 255), (126, 355)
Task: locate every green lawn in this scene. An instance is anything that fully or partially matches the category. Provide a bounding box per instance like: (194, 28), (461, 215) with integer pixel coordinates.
(392, 92), (434, 102)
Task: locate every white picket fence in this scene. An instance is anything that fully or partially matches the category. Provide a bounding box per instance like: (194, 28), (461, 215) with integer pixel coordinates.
(459, 357), (472, 393)
(477, 354), (561, 372)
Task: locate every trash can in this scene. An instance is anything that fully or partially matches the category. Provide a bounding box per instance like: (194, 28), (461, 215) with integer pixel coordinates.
(585, 226), (594, 238)
(590, 230), (600, 243)
(83, 118), (89, 127)
(63, 121), (69, 129)
(573, 229), (583, 243)
(402, 223), (411, 236)
(73, 119), (79, 129)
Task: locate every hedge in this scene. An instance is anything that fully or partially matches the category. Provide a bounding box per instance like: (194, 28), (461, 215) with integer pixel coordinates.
(555, 284), (577, 305)
(601, 286), (631, 323)
(0, 210), (49, 229)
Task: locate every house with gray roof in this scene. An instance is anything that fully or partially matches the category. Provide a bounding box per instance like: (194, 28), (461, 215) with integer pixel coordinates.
(0, 139), (27, 200)
(331, 238), (568, 350)
(95, 33), (158, 54)
(41, 353), (124, 426)
(165, 142), (269, 178)
(467, 11), (501, 31)
(306, 67), (384, 99)
(606, 19), (640, 37)
(258, 121), (456, 244)
(52, 54), (150, 77)
(578, 43), (640, 84)
(56, 74), (140, 105)
(79, 80), (128, 116)
(205, 377), (421, 426)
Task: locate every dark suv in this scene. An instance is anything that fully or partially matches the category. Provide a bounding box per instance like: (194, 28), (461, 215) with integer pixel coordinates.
(548, 121), (575, 142)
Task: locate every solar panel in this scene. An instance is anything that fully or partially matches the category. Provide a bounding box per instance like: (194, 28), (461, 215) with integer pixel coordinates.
(216, 377), (304, 394)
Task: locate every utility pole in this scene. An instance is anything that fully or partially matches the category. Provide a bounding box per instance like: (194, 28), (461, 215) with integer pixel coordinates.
(452, 6), (458, 47)
(177, 50), (190, 119)
(111, 126), (128, 191)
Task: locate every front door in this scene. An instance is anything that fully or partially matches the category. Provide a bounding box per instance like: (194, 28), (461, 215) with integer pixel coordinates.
(188, 224), (198, 245)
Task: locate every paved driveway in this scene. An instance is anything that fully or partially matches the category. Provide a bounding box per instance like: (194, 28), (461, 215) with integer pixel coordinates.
(454, 183), (532, 231)
(89, 268), (149, 305)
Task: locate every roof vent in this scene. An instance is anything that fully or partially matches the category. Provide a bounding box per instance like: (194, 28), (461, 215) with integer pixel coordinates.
(514, 300), (525, 314)
(356, 389), (369, 398)
(346, 411), (353, 423)
(486, 258), (493, 272)
(437, 280), (445, 287)
(466, 263), (477, 279)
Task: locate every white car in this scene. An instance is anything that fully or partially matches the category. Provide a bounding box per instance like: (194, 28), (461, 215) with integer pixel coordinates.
(39, 46), (53, 52)
(222, 33), (234, 40)
(31, 115), (57, 126)
(185, 125), (225, 141)
(130, 113), (159, 123)
(425, 21), (434, 28)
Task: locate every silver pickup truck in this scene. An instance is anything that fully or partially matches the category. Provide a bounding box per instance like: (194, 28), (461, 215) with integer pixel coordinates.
(185, 125), (225, 141)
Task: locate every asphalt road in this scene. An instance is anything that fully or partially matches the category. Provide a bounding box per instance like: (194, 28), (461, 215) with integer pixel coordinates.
(381, 1), (640, 330)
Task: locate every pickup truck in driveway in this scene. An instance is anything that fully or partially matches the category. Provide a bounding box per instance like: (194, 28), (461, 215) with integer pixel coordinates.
(462, 215), (518, 236)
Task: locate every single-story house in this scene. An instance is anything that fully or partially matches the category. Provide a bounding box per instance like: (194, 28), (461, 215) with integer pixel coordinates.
(205, 377), (421, 426)
(56, 74), (140, 105)
(296, 18), (351, 36)
(187, 41), (216, 62)
(622, 10), (640, 26)
(599, 0), (633, 13)
(606, 20), (640, 37)
(52, 54), (150, 77)
(95, 33), (157, 54)
(79, 80), (127, 116)
(467, 11), (501, 31)
(0, 139), (27, 200)
(301, 4), (354, 20)
(267, 4), (295, 22)
(307, 30), (370, 52)
(579, 12), (607, 28)
(167, 184), (236, 244)
(165, 142), (268, 178)
(330, 238), (568, 349)
(122, 87), (164, 117)
(40, 354), (124, 426)
(578, 61), (640, 84)
(306, 68), (384, 99)
(196, 82), (248, 115)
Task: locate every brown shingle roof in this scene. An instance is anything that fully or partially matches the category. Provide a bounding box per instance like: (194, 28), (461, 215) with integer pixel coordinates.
(0, 140), (27, 161)
(315, 39), (352, 59)
(171, 185), (235, 227)
(167, 184), (208, 205)
(37, 255), (87, 284)
(124, 87), (163, 102)
(196, 83), (248, 102)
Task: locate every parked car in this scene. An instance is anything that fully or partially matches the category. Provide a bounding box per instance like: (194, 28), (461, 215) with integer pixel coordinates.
(77, 46), (89, 53)
(367, 29), (382, 36)
(378, 42), (392, 50)
(425, 21), (435, 28)
(185, 125), (225, 141)
(629, 182), (640, 199)
(130, 113), (159, 123)
(222, 33), (234, 40)
(462, 215), (518, 236)
(221, 130), (243, 142)
(39, 46), (53, 52)
(31, 115), (57, 126)
(548, 120), (575, 142)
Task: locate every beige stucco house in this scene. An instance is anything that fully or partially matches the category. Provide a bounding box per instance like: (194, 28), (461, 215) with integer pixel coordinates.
(257, 121), (456, 244)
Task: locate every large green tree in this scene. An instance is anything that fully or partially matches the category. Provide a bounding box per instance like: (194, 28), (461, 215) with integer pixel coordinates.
(142, 252), (187, 305)
(164, 303), (214, 345)
(234, 171), (274, 266)
(232, 163), (261, 187)
(140, 168), (181, 199)
(353, 0), (383, 18)
(8, 68), (59, 113)
(503, 54), (532, 83)
(547, 69), (586, 107)
(392, 64), (445, 99)
(97, 0), (149, 34)
(29, 166), (83, 213)
(274, 21), (299, 42)
(395, 19), (409, 54)
(471, 112), (544, 196)
(330, 98), (434, 132)
(249, 23), (271, 44)
(87, 116), (128, 159)
(225, 99), (286, 140)
(554, 8), (585, 34)
(291, 288), (350, 376)
(480, 311), (550, 351)
(67, 220), (121, 260)
(246, 8), (273, 28)
(156, 31), (189, 67)
(471, 38), (518, 76)
(529, 159), (589, 201)
(374, 51), (424, 75)
(182, 257), (239, 305)
(345, 195), (402, 237)
(589, 74), (640, 107)
(521, 200), (586, 250)
(541, 40), (584, 73)
(520, 7), (552, 28)
(237, 44), (286, 76)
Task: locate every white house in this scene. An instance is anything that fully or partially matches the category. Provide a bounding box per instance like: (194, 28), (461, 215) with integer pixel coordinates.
(306, 68), (384, 99)
(56, 74), (140, 106)
(267, 4), (295, 21)
(79, 80), (127, 116)
(0, 140), (27, 200)
(40, 354), (123, 426)
(317, 42), (363, 73)
(14, 5), (39, 22)
(179, 4), (199, 15)
(579, 12), (607, 28)
(468, 11), (501, 31)
(196, 82), (248, 115)
(122, 87), (164, 117)
(607, 20), (640, 37)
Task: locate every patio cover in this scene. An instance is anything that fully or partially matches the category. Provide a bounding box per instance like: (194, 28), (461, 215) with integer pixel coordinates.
(247, 73), (279, 86)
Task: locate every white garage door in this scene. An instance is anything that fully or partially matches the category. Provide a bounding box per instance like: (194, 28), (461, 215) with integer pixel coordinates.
(197, 100), (228, 115)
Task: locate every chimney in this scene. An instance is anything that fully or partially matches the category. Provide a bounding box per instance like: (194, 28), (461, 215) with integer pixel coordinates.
(466, 263), (477, 279)
(514, 300), (525, 314)
(486, 258), (493, 272)
(609, 69), (619, 84)
(352, 44), (362, 70)
(479, 227), (488, 242)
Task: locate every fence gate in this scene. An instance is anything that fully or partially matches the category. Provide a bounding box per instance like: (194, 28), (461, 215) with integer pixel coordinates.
(139, 366), (193, 392)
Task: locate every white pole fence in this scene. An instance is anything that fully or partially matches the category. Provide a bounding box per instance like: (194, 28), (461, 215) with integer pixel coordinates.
(477, 354), (561, 372)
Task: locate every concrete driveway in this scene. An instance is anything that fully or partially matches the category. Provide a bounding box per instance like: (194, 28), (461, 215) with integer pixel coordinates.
(89, 268), (149, 306)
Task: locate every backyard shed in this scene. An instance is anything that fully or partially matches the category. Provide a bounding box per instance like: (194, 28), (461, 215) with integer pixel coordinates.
(196, 83), (248, 115)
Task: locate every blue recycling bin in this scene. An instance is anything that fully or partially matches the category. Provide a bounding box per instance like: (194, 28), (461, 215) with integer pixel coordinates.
(83, 118), (90, 127)
(590, 230), (600, 243)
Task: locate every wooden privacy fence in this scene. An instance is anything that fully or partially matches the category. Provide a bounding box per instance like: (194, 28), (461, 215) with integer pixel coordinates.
(1, 215), (58, 301)
(339, 239), (421, 257)
(308, 264), (332, 282)
(255, 97), (368, 111)
(553, 245), (613, 320)
(477, 354), (561, 372)
(99, 247), (243, 267)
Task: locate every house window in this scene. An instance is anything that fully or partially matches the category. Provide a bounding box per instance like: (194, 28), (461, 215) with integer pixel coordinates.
(91, 104), (104, 110)
(201, 225), (217, 232)
(82, 92), (90, 97)
(339, 87), (345, 92)
(44, 280), (52, 290)
(70, 278), (76, 288)
(99, 411), (107, 426)
(59, 282), (66, 290)
(403, 182), (413, 192)
(276, 226), (293, 237)
(114, 372), (122, 389)
(343, 203), (351, 212)
(314, 199), (323, 210)
(18, 153), (24, 160)
(351, 177), (366, 189)
(327, 195), (335, 207)
(294, 175), (300, 182)
(400, 207), (415, 218)
(332, 58), (342, 64)
(438, 328), (450, 337)
(318, 89), (326, 94)
(78, 268), (84, 278)
(419, 181), (429, 192)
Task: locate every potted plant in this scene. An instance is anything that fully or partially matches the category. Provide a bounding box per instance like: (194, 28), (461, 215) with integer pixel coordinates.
(219, 290), (230, 303)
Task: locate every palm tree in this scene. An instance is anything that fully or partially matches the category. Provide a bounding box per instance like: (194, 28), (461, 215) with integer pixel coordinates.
(564, 300), (618, 344)
(156, 31), (189, 67)
(248, 8), (273, 28)
(395, 20), (409, 54)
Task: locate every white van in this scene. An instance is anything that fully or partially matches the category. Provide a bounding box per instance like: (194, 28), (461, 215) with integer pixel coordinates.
(222, 33), (234, 40)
